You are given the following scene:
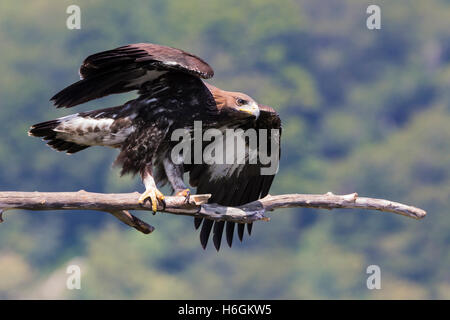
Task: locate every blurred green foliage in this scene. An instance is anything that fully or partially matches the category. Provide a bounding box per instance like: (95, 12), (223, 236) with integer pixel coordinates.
(0, 0), (449, 299)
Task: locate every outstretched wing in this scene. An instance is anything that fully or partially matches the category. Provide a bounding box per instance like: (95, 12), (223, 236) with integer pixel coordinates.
(51, 43), (214, 108)
(187, 106), (281, 250)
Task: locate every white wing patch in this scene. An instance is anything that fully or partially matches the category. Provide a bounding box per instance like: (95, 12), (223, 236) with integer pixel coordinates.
(205, 129), (253, 181)
(162, 61), (179, 66)
(208, 163), (245, 182)
(125, 70), (167, 88)
(54, 114), (135, 147)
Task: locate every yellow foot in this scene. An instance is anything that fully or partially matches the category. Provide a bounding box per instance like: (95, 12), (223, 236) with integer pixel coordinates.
(175, 188), (190, 203)
(138, 188), (166, 212)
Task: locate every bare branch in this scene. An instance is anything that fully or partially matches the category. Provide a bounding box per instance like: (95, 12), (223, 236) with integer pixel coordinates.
(106, 210), (155, 234)
(0, 191), (426, 234)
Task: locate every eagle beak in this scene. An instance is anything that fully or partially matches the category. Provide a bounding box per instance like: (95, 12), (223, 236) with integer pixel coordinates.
(238, 102), (260, 119)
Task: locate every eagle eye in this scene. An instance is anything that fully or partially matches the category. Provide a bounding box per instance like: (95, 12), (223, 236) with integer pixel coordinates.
(236, 98), (248, 106)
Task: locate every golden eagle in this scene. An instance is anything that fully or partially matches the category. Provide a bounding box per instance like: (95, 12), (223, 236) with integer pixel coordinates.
(29, 43), (281, 250)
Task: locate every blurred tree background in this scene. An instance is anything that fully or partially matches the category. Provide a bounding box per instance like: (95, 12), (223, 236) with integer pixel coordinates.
(0, 0), (449, 299)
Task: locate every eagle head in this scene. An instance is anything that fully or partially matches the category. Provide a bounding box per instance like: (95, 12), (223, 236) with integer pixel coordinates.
(232, 93), (260, 119)
(205, 83), (260, 120)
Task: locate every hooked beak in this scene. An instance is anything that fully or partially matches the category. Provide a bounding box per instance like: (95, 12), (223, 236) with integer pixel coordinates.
(238, 102), (260, 119)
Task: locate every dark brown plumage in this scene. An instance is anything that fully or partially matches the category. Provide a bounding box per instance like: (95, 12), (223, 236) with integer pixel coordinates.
(29, 43), (281, 250)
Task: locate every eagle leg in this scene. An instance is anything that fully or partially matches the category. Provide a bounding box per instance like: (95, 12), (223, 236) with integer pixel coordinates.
(163, 158), (190, 203)
(139, 167), (166, 213)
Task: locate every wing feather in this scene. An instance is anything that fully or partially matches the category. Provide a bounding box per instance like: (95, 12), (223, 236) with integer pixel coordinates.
(52, 43), (214, 108)
(188, 106), (281, 250)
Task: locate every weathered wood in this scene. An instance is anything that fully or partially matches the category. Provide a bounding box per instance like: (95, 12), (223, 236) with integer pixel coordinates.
(0, 191), (426, 234)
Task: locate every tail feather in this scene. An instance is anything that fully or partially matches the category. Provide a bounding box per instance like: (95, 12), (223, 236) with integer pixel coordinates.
(28, 119), (89, 154)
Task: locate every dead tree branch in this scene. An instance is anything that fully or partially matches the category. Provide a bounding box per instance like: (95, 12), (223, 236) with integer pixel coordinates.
(0, 191), (426, 234)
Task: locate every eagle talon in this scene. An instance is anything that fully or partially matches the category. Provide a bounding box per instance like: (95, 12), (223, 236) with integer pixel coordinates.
(138, 188), (165, 213)
(175, 188), (190, 203)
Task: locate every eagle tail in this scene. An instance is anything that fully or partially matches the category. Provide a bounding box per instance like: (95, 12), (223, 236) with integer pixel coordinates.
(28, 119), (90, 154)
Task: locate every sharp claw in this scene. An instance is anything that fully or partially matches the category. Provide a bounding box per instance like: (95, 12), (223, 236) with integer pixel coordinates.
(184, 190), (190, 203)
(152, 195), (157, 212)
(156, 191), (165, 211)
(175, 188), (190, 203)
(160, 197), (166, 211)
(139, 188), (165, 213)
